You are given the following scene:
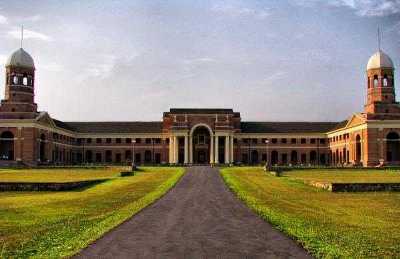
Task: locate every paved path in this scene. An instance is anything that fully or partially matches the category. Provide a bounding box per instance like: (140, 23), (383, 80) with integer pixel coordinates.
(75, 166), (311, 259)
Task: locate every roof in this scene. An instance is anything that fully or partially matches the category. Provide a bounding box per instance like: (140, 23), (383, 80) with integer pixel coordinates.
(6, 48), (35, 69)
(168, 108), (234, 114)
(55, 121), (163, 133)
(240, 121), (341, 133)
(367, 50), (394, 70)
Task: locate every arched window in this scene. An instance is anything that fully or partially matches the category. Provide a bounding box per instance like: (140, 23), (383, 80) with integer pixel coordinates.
(271, 150), (278, 165)
(355, 135), (361, 164)
(373, 75), (379, 87)
(310, 150), (317, 164)
(386, 132), (400, 163)
(383, 75), (388, 87)
(290, 150), (298, 164)
(13, 76), (19, 85)
(22, 75), (28, 86)
(0, 131), (14, 161)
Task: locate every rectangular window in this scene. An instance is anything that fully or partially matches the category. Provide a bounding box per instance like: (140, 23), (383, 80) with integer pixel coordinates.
(320, 139), (325, 144)
(291, 138), (296, 144)
(86, 138), (92, 144)
(106, 138), (112, 144)
(145, 138), (152, 144)
(243, 138), (249, 144)
(252, 138), (258, 144)
(126, 138), (132, 143)
(301, 138), (306, 144)
(271, 138), (277, 144)
(136, 138), (141, 144)
(310, 138), (316, 144)
(154, 138), (161, 144)
(96, 138), (102, 144)
(116, 138), (121, 143)
(281, 138), (287, 144)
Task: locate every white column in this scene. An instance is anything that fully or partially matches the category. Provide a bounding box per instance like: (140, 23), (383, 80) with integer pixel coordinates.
(210, 134), (214, 164)
(225, 136), (230, 164)
(184, 135), (189, 164)
(169, 136), (173, 164)
(173, 136), (178, 163)
(230, 135), (234, 164)
(189, 135), (193, 164)
(214, 135), (219, 164)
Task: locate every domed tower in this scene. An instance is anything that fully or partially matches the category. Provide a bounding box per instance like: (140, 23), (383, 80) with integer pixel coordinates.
(364, 50), (397, 116)
(0, 48), (38, 119)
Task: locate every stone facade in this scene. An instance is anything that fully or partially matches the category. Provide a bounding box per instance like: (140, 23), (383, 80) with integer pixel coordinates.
(0, 48), (398, 167)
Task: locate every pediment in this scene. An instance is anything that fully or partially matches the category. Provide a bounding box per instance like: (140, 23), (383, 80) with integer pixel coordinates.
(344, 113), (366, 129)
(35, 112), (56, 128)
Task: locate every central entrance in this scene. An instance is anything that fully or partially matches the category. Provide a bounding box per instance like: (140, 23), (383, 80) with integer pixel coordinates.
(192, 126), (211, 164)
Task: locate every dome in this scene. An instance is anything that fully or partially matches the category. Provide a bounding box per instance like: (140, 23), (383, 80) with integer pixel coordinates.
(5, 48), (35, 69)
(367, 50), (394, 70)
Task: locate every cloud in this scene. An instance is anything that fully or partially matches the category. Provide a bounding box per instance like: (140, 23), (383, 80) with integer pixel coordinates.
(292, 0), (400, 17)
(83, 54), (117, 79)
(20, 15), (43, 22)
(211, 3), (271, 19)
(8, 28), (52, 41)
(0, 54), (7, 65)
(0, 14), (7, 24)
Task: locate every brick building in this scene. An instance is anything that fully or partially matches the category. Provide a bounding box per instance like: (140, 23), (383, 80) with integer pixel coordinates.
(0, 47), (397, 167)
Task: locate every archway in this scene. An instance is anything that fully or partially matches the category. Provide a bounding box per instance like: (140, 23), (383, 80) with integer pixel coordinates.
(386, 132), (400, 164)
(39, 133), (46, 162)
(290, 150), (298, 165)
(251, 150), (259, 164)
(191, 125), (211, 164)
(0, 131), (14, 160)
(355, 135), (361, 164)
(271, 150), (278, 165)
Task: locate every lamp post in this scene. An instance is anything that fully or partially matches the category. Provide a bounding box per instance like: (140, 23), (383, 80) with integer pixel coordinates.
(131, 139), (136, 171)
(265, 139), (271, 171)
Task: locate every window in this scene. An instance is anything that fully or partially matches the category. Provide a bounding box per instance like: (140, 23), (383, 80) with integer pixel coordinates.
(13, 76), (18, 85)
(96, 138), (102, 144)
(154, 138), (161, 144)
(86, 138), (92, 144)
(135, 138), (141, 144)
(77, 138), (83, 144)
(145, 138), (152, 144)
(291, 138), (296, 144)
(126, 138), (132, 143)
(320, 139), (325, 144)
(301, 138), (306, 144)
(310, 138), (316, 144)
(243, 138), (249, 144)
(106, 138), (112, 144)
(373, 75), (379, 87)
(281, 138), (287, 144)
(23, 76), (28, 86)
(383, 75), (388, 87)
(116, 138), (121, 143)
(271, 138), (277, 144)
(233, 138), (238, 144)
(252, 138), (257, 144)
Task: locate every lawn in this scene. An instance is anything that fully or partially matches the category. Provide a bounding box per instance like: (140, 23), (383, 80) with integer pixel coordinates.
(281, 169), (400, 183)
(0, 167), (184, 258)
(220, 167), (400, 258)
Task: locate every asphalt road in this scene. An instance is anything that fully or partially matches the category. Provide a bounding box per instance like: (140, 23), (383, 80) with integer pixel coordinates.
(75, 166), (311, 259)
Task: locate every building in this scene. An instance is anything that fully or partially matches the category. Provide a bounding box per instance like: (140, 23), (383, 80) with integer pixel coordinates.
(0, 47), (397, 167)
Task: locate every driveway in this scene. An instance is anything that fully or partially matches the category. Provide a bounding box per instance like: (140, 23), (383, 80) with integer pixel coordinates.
(75, 166), (310, 258)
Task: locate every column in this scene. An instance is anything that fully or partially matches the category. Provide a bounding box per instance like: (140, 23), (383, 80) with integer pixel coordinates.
(189, 135), (193, 164)
(169, 136), (174, 164)
(184, 135), (189, 164)
(210, 134), (214, 164)
(214, 135), (219, 164)
(225, 136), (230, 164)
(173, 136), (178, 163)
(230, 135), (234, 164)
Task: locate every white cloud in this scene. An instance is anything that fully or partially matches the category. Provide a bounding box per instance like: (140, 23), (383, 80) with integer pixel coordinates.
(20, 15), (43, 22)
(0, 14), (7, 24)
(0, 54), (7, 65)
(211, 3), (271, 19)
(8, 28), (52, 41)
(84, 54), (117, 79)
(292, 0), (400, 17)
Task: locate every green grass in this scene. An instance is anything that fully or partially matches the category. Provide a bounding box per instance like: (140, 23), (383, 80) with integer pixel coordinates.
(221, 167), (400, 258)
(0, 167), (184, 258)
(281, 169), (400, 183)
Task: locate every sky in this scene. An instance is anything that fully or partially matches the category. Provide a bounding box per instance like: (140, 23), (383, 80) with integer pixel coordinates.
(0, 0), (399, 122)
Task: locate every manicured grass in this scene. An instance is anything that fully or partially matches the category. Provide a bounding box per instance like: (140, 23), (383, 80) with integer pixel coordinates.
(221, 167), (400, 258)
(0, 167), (184, 258)
(282, 169), (400, 183)
(0, 167), (122, 182)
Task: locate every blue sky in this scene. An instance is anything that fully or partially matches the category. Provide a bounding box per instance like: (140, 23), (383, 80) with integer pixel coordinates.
(0, 0), (399, 122)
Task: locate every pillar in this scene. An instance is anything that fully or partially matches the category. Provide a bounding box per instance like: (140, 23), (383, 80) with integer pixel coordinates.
(189, 135), (193, 164)
(225, 136), (230, 164)
(184, 135), (189, 164)
(210, 134), (214, 164)
(173, 136), (178, 163)
(214, 135), (219, 164)
(230, 135), (234, 164)
(169, 136), (174, 164)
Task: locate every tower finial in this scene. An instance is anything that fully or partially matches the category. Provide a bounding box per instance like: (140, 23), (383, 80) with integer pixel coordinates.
(20, 25), (24, 49)
(377, 27), (381, 51)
